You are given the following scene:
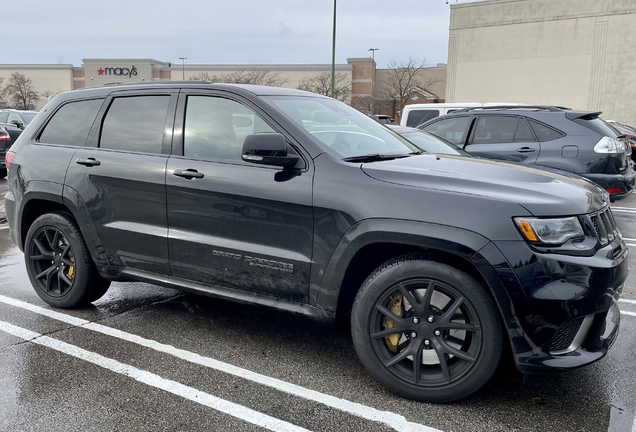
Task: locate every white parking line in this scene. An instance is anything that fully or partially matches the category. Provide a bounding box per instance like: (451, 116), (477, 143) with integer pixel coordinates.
(621, 299), (636, 305)
(0, 320), (310, 432)
(624, 311), (636, 318)
(612, 208), (636, 213)
(626, 243), (636, 247)
(0, 225), (10, 230)
(0, 295), (439, 432)
(611, 206), (636, 210)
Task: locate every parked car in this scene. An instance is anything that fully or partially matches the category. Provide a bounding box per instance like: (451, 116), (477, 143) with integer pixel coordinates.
(369, 114), (396, 125)
(400, 103), (527, 128)
(0, 126), (11, 178)
(4, 83), (627, 403)
(418, 106), (636, 201)
(386, 124), (472, 156)
(0, 109), (38, 161)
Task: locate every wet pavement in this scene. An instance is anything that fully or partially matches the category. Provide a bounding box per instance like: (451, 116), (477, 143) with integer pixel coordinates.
(1, 177), (635, 432)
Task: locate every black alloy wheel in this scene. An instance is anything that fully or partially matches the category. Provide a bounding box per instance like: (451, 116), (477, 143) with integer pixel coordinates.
(25, 212), (111, 308)
(29, 226), (76, 297)
(351, 255), (503, 403)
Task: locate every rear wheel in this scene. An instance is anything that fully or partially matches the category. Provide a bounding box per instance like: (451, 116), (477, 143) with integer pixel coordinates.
(351, 255), (503, 403)
(25, 212), (111, 308)
(0, 167), (6, 179)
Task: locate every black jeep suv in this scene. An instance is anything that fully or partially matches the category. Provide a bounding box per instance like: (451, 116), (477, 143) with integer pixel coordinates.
(418, 106), (636, 201)
(3, 83), (628, 403)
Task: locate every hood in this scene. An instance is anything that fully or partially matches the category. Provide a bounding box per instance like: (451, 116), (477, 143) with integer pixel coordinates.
(361, 154), (609, 216)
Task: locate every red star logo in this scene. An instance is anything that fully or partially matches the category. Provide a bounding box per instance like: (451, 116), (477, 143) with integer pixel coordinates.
(97, 68), (104, 75)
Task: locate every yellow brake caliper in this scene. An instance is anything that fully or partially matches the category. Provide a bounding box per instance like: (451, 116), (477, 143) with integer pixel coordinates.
(67, 257), (75, 279)
(382, 292), (403, 353)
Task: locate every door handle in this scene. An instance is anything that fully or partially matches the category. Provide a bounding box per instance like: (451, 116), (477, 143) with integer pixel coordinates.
(516, 147), (536, 153)
(174, 169), (204, 179)
(76, 157), (101, 167)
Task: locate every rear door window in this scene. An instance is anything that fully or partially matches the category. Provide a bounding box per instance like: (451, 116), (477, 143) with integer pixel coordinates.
(38, 99), (104, 146)
(406, 109), (440, 127)
(472, 116), (518, 144)
(0, 113), (8, 123)
(421, 116), (473, 146)
(100, 96), (170, 154)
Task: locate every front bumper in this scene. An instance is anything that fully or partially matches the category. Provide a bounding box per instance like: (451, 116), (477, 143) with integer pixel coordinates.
(492, 237), (628, 373)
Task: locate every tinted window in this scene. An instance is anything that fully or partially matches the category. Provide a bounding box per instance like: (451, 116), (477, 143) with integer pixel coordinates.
(100, 96), (170, 153)
(473, 116), (518, 144)
(514, 118), (536, 142)
(528, 119), (565, 142)
(406, 109), (440, 127)
(184, 96), (275, 162)
(39, 99), (103, 146)
(421, 116), (472, 145)
(21, 112), (37, 124)
(0, 113), (8, 123)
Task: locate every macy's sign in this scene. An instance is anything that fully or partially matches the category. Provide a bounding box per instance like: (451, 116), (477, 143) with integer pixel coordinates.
(97, 66), (138, 78)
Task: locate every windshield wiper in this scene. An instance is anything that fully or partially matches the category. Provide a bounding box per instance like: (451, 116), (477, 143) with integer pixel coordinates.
(342, 153), (416, 163)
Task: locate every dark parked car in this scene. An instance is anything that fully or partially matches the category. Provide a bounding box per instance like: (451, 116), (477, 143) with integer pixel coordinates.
(0, 126), (11, 178)
(607, 120), (636, 163)
(418, 106), (636, 201)
(369, 114), (396, 125)
(386, 125), (472, 156)
(0, 110), (38, 179)
(4, 84), (628, 403)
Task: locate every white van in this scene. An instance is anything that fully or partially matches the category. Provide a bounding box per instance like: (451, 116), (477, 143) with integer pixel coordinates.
(400, 103), (526, 127)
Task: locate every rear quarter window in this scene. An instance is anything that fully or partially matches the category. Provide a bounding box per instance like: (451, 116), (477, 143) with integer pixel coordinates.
(528, 119), (565, 142)
(38, 99), (104, 146)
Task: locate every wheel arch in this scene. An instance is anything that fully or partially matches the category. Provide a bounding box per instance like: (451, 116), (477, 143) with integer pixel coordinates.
(311, 219), (516, 331)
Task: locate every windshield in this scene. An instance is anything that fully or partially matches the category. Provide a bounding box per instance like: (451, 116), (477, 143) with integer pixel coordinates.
(20, 112), (37, 124)
(263, 96), (419, 159)
(398, 129), (471, 156)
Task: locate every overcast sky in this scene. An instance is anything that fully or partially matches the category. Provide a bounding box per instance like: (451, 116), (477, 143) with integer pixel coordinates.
(9, 0), (475, 68)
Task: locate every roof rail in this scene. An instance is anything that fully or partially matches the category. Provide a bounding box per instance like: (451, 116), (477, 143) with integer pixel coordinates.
(452, 105), (571, 113)
(101, 80), (213, 87)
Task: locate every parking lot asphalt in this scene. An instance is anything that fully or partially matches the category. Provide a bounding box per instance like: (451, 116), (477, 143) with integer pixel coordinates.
(1, 177), (635, 432)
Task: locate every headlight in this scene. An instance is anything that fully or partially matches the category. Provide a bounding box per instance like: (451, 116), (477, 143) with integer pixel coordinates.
(514, 217), (584, 244)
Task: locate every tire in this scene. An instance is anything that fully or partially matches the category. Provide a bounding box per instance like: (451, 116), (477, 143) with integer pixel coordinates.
(351, 254), (503, 403)
(0, 168), (6, 179)
(24, 212), (111, 308)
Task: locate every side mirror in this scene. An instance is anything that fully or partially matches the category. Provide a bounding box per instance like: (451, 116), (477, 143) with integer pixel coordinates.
(10, 120), (24, 129)
(241, 133), (299, 168)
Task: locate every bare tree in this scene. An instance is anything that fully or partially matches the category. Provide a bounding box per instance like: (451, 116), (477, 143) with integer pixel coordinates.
(190, 69), (288, 87)
(381, 58), (441, 117)
(5, 72), (40, 110)
(351, 87), (392, 115)
(296, 71), (351, 102)
(0, 78), (8, 109)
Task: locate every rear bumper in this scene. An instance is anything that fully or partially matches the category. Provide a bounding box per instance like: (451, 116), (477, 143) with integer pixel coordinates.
(584, 167), (636, 201)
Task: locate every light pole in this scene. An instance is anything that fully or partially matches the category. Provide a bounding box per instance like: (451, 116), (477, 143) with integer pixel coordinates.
(179, 57), (187, 80)
(368, 48), (379, 114)
(330, 0), (337, 98)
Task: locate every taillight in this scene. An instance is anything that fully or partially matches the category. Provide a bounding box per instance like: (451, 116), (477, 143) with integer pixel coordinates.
(5, 151), (16, 168)
(594, 136), (622, 154)
(606, 187), (623, 194)
(0, 130), (10, 141)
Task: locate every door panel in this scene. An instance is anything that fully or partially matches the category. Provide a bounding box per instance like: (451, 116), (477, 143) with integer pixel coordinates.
(64, 92), (177, 275)
(166, 93), (313, 301)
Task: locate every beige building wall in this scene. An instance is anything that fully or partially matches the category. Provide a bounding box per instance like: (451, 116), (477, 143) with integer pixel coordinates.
(172, 64), (353, 91)
(0, 65), (74, 109)
(446, 0), (636, 125)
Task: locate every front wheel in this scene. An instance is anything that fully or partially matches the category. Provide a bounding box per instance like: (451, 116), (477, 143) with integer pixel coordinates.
(351, 255), (503, 403)
(24, 212), (111, 308)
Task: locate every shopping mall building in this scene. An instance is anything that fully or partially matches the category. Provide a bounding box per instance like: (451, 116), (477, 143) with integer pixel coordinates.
(0, 58), (447, 121)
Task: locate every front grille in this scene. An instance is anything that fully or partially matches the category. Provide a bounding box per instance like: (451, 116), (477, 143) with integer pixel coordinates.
(550, 316), (585, 352)
(582, 208), (619, 247)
